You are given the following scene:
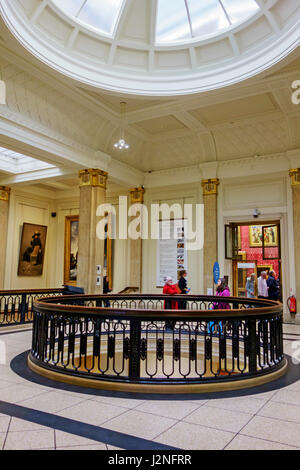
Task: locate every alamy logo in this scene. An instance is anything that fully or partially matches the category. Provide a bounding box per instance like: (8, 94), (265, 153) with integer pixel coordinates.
(291, 80), (300, 105)
(96, 197), (204, 251)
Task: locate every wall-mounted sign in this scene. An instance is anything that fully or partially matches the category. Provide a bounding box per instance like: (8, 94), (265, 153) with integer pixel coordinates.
(156, 219), (187, 287)
(213, 262), (220, 285)
(237, 262), (256, 269)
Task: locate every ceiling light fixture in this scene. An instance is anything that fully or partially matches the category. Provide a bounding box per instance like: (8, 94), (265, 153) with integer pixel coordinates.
(114, 101), (129, 150)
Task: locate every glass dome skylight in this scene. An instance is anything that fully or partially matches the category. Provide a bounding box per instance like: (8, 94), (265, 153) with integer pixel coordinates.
(52, 0), (125, 35)
(4, 0), (298, 96)
(52, 0), (260, 42)
(156, 0), (260, 42)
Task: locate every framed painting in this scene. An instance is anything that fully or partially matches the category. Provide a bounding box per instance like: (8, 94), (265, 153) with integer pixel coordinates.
(257, 265), (273, 277)
(64, 215), (79, 285)
(18, 223), (47, 277)
(249, 225), (278, 247)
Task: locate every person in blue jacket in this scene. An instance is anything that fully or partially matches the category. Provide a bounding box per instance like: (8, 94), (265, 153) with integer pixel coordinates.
(267, 270), (279, 301)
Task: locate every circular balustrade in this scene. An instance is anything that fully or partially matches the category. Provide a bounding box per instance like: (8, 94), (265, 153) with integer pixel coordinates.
(28, 294), (287, 393)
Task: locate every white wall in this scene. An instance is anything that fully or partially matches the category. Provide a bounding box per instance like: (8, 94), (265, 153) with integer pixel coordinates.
(4, 190), (55, 289)
(4, 188), (131, 292)
(142, 184), (203, 295)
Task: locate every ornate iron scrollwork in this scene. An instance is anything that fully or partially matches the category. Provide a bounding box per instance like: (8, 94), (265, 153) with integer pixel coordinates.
(123, 337), (130, 359)
(173, 338), (181, 361)
(157, 338), (164, 361)
(205, 337), (212, 360)
(189, 338), (196, 361)
(140, 338), (147, 360)
(108, 336), (115, 358)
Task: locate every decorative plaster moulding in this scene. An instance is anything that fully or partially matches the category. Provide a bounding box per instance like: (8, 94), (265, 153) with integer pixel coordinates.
(1, 0), (300, 96)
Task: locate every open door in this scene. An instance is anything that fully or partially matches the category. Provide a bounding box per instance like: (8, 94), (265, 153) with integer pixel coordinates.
(225, 224), (239, 260)
(262, 224), (282, 301)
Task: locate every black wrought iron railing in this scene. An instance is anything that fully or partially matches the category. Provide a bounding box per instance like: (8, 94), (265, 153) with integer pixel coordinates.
(0, 289), (64, 327)
(29, 294), (285, 388)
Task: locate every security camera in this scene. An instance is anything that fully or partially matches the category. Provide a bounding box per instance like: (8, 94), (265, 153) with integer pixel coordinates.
(253, 208), (261, 218)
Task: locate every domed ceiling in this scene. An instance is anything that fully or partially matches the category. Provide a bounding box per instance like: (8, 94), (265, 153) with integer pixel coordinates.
(51, 0), (260, 43)
(0, 0), (300, 95)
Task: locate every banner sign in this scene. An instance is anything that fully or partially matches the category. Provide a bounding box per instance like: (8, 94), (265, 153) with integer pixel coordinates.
(213, 262), (220, 285)
(156, 219), (187, 287)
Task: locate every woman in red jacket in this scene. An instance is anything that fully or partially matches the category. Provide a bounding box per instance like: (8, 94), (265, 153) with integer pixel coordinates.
(163, 277), (178, 330)
(163, 277), (178, 309)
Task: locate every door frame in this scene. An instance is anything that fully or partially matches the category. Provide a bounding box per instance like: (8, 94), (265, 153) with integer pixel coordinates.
(225, 220), (282, 299)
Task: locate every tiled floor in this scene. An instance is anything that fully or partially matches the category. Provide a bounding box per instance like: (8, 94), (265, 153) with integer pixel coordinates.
(0, 324), (299, 450)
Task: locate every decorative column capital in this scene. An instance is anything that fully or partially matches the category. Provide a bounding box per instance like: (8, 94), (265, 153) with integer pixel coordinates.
(79, 169), (108, 189)
(289, 168), (300, 186)
(201, 178), (220, 196)
(0, 186), (10, 201)
(130, 187), (145, 204)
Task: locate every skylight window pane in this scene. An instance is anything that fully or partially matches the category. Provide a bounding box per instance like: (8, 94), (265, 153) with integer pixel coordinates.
(52, 0), (85, 17)
(156, 0), (191, 43)
(0, 147), (55, 174)
(187, 0), (229, 37)
(221, 0), (260, 24)
(77, 0), (124, 34)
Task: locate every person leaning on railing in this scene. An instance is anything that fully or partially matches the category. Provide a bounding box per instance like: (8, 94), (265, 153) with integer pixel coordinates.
(177, 270), (190, 310)
(163, 276), (178, 330)
(208, 278), (231, 334)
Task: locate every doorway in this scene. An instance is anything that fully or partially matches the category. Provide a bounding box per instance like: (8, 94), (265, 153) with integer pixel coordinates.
(225, 222), (282, 300)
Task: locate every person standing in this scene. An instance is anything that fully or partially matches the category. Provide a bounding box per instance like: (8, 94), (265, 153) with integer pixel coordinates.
(163, 276), (178, 330)
(246, 273), (256, 299)
(213, 278), (231, 310)
(258, 271), (268, 299)
(178, 270), (190, 310)
(209, 279), (231, 334)
(103, 275), (111, 307)
(163, 277), (178, 309)
(267, 270), (279, 301)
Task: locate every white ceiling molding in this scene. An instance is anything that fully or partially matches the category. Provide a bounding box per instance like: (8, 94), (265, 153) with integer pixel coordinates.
(0, 166), (73, 185)
(0, 105), (144, 187)
(0, 0), (299, 95)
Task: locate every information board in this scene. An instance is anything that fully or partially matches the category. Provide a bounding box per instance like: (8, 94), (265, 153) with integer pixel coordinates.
(156, 219), (188, 287)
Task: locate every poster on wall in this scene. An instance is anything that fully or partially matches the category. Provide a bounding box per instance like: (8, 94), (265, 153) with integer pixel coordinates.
(156, 219), (188, 287)
(18, 223), (47, 277)
(249, 225), (278, 247)
(64, 215), (79, 285)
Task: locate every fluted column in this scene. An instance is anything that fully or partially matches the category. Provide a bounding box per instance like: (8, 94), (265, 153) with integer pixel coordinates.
(290, 169), (300, 304)
(77, 169), (108, 294)
(129, 187), (145, 291)
(201, 178), (219, 294)
(0, 187), (10, 289)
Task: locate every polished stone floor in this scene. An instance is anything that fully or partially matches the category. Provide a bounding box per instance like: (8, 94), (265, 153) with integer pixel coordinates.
(0, 324), (300, 450)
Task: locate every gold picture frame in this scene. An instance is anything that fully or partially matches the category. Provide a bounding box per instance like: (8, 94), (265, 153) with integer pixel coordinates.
(18, 223), (47, 277)
(249, 225), (278, 247)
(64, 215), (79, 286)
(257, 265), (273, 277)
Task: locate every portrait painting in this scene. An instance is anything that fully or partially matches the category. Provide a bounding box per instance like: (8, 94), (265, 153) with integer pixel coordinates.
(249, 225), (278, 247)
(64, 215), (79, 285)
(18, 223), (48, 276)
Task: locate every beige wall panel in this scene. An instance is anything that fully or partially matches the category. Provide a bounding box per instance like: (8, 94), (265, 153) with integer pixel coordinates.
(223, 179), (286, 211)
(5, 192), (52, 289)
(142, 187), (203, 295)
